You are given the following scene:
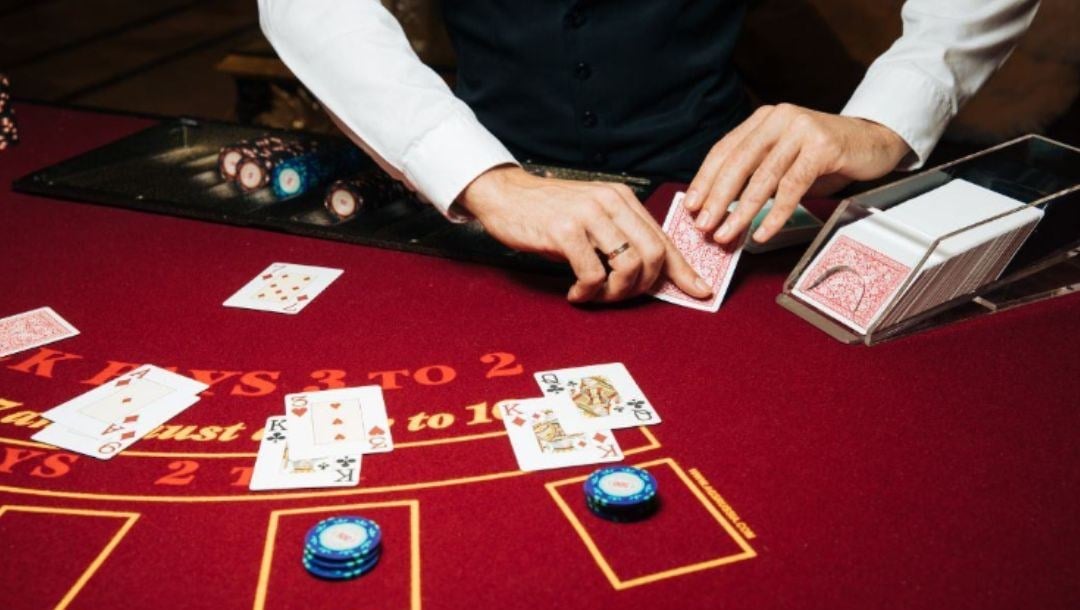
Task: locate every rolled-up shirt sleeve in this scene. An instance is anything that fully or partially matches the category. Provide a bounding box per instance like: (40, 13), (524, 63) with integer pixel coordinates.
(841, 0), (1040, 169)
(258, 0), (518, 220)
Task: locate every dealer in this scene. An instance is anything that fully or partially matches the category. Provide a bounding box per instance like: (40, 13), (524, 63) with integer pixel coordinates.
(258, 0), (1038, 303)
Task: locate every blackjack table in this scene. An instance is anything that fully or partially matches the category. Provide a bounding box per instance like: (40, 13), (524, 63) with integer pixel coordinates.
(2, 104), (1079, 610)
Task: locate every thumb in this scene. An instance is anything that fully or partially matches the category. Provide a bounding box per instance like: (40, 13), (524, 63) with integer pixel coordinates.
(662, 242), (711, 298)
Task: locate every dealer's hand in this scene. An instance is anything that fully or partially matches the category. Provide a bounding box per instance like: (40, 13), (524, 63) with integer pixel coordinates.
(460, 166), (712, 303)
(685, 104), (911, 245)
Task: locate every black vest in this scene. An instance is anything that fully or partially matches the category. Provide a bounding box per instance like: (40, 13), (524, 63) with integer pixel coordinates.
(441, 1), (749, 181)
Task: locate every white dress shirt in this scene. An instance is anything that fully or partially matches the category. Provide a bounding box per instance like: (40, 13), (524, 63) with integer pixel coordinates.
(258, 0), (1039, 218)
(841, 0), (1040, 169)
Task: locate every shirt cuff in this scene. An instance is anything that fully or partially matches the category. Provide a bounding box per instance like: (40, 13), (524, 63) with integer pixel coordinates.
(400, 109), (518, 222)
(841, 64), (954, 171)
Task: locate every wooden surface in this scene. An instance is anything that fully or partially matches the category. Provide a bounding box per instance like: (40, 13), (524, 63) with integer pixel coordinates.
(0, 0), (258, 120)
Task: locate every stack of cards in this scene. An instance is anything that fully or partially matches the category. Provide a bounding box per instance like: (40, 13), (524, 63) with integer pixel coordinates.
(224, 262), (343, 315)
(0, 307), (79, 357)
(793, 179), (1044, 334)
(34, 365), (208, 460)
(498, 362), (661, 472)
(650, 191), (749, 312)
(250, 386), (394, 491)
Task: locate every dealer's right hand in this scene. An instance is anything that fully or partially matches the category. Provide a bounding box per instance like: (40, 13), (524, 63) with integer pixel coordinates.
(460, 166), (712, 304)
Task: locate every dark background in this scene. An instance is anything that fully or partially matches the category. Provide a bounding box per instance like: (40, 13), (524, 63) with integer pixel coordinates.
(1, 0), (1077, 165)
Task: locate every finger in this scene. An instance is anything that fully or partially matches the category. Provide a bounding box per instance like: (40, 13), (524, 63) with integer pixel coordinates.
(603, 187), (667, 296)
(717, 136), (801, 244)
(695, 107), (792, 234)
(580, 206), (642, 302)
(553, 220), (608, 303)
(754, 150), (819, 243)
(661, 238), (712, 298)
(597, 243), (642, 303)
(615, 185), (712, 299)
(684, 106), (772, 213)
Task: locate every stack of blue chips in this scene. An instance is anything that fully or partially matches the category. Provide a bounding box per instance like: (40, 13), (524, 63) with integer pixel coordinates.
(583, 465), (660, 522)
(302, 516), (382, 581)
(271, 147), (364, 200)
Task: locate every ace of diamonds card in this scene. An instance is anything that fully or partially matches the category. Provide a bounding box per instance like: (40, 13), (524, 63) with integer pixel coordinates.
(36, 365), (207, 459)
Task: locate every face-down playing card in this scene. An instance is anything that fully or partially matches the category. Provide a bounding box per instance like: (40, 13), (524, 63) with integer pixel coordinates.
(650, 191), (749, 312)
(0, 306), (80, 358)
(793, 232), (912, 333)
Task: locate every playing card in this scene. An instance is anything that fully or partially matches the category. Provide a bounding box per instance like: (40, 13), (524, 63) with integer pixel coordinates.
(0, 307), (79, 357)
(223, 262), (343, 315)
(249, 416), (361, 491)
(793, 179), (1042, 334)
(41, 365), (207, 441)
(284, 386), (393, 460)
(33, 394), (200, 460)
(32, 423), (124, 461)
(650, 191), (749, 312)
(498, 398), (623, 472)
(794, 232), (913, 332)
(534, 362), (660, 429)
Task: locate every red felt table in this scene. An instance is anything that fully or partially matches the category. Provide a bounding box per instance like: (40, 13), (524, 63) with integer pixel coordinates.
(1, 104), (1078, 610)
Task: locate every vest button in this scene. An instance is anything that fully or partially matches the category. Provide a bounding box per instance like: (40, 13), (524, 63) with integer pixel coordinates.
(582, 111), (597, 128)
(573, 62), (592, 80)
(564, 9), (586, 29)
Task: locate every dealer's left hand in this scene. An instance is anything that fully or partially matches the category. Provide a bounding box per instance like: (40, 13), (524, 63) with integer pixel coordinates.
(684, 103), (911, 245)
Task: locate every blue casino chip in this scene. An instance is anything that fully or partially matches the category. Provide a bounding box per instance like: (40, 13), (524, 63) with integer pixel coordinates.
(303, 548), (381, 573)
(304, 516), (382, 562)
(302, 551), (380, 581)
(271, 148), (364, 199)
(304, 548), (384, 574)
(271, 153), (324, 198)
(584, 466), (658, 508)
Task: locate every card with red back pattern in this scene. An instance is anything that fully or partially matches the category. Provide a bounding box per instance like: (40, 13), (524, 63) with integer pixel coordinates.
(650, 192), (749, 312)
(794, 233), (912, 333)
(0, 307), (79, 357)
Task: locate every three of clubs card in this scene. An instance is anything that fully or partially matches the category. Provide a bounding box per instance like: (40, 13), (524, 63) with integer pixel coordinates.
(34, 365), (208, 460)
(283, 386), (394, 460)
(650, 191), (748, 312)
(534, 362), (660, 429)
(223, 262), (343, 315)
(498, 397), (623, 472)
(249, 416), (361, 491)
